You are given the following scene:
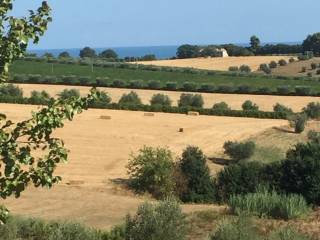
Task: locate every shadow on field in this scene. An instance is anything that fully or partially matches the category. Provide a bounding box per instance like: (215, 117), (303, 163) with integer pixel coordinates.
(272, 126), (295, 134)
(208, 157), (234, 166)
(110, 178), (131, 188)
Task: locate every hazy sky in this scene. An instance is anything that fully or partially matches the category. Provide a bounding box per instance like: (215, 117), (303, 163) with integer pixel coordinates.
(12, 0), (320, 49)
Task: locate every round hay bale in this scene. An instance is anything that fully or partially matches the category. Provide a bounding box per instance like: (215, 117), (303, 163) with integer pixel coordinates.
(187, 111), (199, 116)
(144, 113), (155, 117)
(100, 115), (112, 120)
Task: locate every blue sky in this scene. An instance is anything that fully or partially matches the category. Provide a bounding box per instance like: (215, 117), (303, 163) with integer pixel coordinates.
(12, 0), (320, 49)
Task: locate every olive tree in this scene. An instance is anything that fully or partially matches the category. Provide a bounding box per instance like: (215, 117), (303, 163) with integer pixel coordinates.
(0, 1), (100, 224)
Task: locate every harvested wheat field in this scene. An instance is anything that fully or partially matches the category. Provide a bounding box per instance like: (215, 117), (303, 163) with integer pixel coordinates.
(1, 103), (286, 229)
(17, 83), (320, 112)
(136, 56), (295, 71)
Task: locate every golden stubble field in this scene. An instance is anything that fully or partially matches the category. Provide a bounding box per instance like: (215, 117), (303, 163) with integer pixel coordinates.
(136, 56), (295, 71)
(1, 103), (287, 229)
(17, 84), (320, 112)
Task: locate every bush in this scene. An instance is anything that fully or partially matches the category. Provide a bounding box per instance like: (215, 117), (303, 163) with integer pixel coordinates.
(90, 90), (112, 108)
(78, 76), (92, 85)
(61, 75), (79, 85)
(210, 217), (261, 240)
(289, 57), (296, 63)
(29, 90), (51, 105)
(260, 63), (271, 74)
(269, 61), (278, 69)
(273, 103), (293, 115)
(278, 141), (320, 205)
(295, 86), (311, 96)
(242, 100), (259, 111)
(118, 91), (142, 105)
(150, 94), (172, 106)
(58, 89), (80, 100)
(223, 141), (255, 162)
(199, 84), (215, 92)
(239, 65), (251, 73)
(112, 79), (126, 88)
(303, 102), (320, 119)
(129, 80), (144, 89)
(229, 188), (310, 220)
(178, 93), (204, 108)
(127, 146), (175, 198)
(182, 82), (197, 91)
(237, 85), (252, 93)
(277, 86), (291, 95)
(228, 66), (239, 72)
(307, 130), (320, 143)
(125, 199), (186, 240)
(311, 63), (317, 70)
(216, 85), (234, 93)
(289, 114), (307, 133)
(278, 59), (287, 66)
(212, 102), (230, 111)
(215, 162), (265, 202)
(0, 84), (23, 98)
(165, 82), (177, 90)
(178, 146), (215, 203)
(27, 74), (42, 83)
(148, 80), (161, 89)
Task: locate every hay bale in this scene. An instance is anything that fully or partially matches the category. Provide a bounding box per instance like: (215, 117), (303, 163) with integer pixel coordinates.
(67, 180), (85, 186)
(100, 115), (112, 120)
(179, 128), (184, 133)
(187, 111), (199, 116)
(144, 112), (155, 117)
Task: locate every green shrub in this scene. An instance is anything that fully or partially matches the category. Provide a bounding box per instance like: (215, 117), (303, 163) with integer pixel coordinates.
(29, 90), (51, 105)
(199, 84), (215, 92)
(242, 100), (259, 111)
(112, 79), (126, 88)
(27, 74), (42, 83)
(279, 141), (320, 205)
(278, 59), (287, 66)
(212, 102), (230, 111)
(237, 85), (252, 93)
(61, 75), (79, 85)
(295, 86), (311, 96)
(118, 91), (142, 105)
(182, 82), (197, 91)
(277, 86), (291, 95)
(58, 89), (80, 100)
(178, 93), (204, 108)
(210, 217), (261, 240)
(12, 74), (27, 82)
(148, 80), (161, 89)
(165, 82), (177, 90)
(260, 63), (271, 74)
(78, 76), (92, 85)
(269, 61), (278, 69)
(150, 94), (172, 106)
(257, 87), (272, 94)
(223, 141), (255, 161)
(127, 146), (175, 198)
(215, 162), (265, 202)
(229, 188), (310, 220)
(268, 227), (311, 240)
(178, 146), (215, 203)
(90, 90), (112, 108)
(273, 103), (293, 115)
(125, 199), (186, 240)
(303, 102), (320, 119)
(289, 114), (307, 133)
(239, 65), (251, 73)
(307, 130), (320, 143)
(0, 84), (23, 98)
(216, 85), (234, 93)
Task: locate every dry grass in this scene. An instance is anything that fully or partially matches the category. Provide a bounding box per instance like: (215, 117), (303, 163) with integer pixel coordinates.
(1, 103), (286, 229)
(272, 57), (320, 76)
(17, 83), (320, 112)
(136, 56), (295, 71)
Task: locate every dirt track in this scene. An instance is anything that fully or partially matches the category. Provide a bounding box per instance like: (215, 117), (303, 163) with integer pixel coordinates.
(17, 84), (320, 112)
(136, 56), (294, 71)
(1, 104), (286, 229)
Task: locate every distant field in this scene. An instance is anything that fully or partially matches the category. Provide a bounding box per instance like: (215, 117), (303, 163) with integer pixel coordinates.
(272, 57), (320, 76)
(137, 56), (295, 71)
(17, 83), (320, 111)
(10, 60), (320, 92)
(2, 104), (286, 229)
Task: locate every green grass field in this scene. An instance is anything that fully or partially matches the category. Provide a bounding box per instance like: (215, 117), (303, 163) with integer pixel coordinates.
(10, 60), (320, 92)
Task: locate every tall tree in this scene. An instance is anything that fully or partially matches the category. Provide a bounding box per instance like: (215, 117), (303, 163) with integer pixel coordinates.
(99, 48), (118, 59)
(0, 1), (99, 224)
(79, 46), (96, 58)
(303, 32), (320, 56)
(250, 35), (261, 53)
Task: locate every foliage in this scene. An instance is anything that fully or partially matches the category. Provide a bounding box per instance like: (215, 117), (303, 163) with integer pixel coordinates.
(29, 90), (51, 104)
(212, 102), (230, 111)
(289, 114), (307, 133)
(273, 103), (293, 115)
(178, 146), (215, 203)
(228, 66), (239, 72)
(58, 88), (80, 100)
(178, 93), (204, 108)
(295, 86), (311, 96)
(99, 49), (118, 59)
(260, 64), (271, 74)
(176, 44), (199, 58)
(278, 59), (288, 66)
(118, 91), (142, 105)
(239, 65), (251, 73)
(223, 141), (256, 161)
(79, 47), (96, 58)
(141, 54), (156, 61)
(58, 51), (71, 58)
(210, 217), (261, 240)
(268, 227), (311, 240)
(303, 102), (320, 119)
(269, 61), (278, 69)
(0, 1), (52, 82)
(256, 44), (302, 55)
(215, 162), (265, 202)
(242, 100), (259, 111)
(229, 188), (310, 220)
(89, 90), (111, 108)
(125, 199), (186, 240)
(0, 84), (23, 98)
(127, 146), (175, 198)
(302, 32), (320, 55)
(150, 93), (172, 106)
(250, 35), (261, 52)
